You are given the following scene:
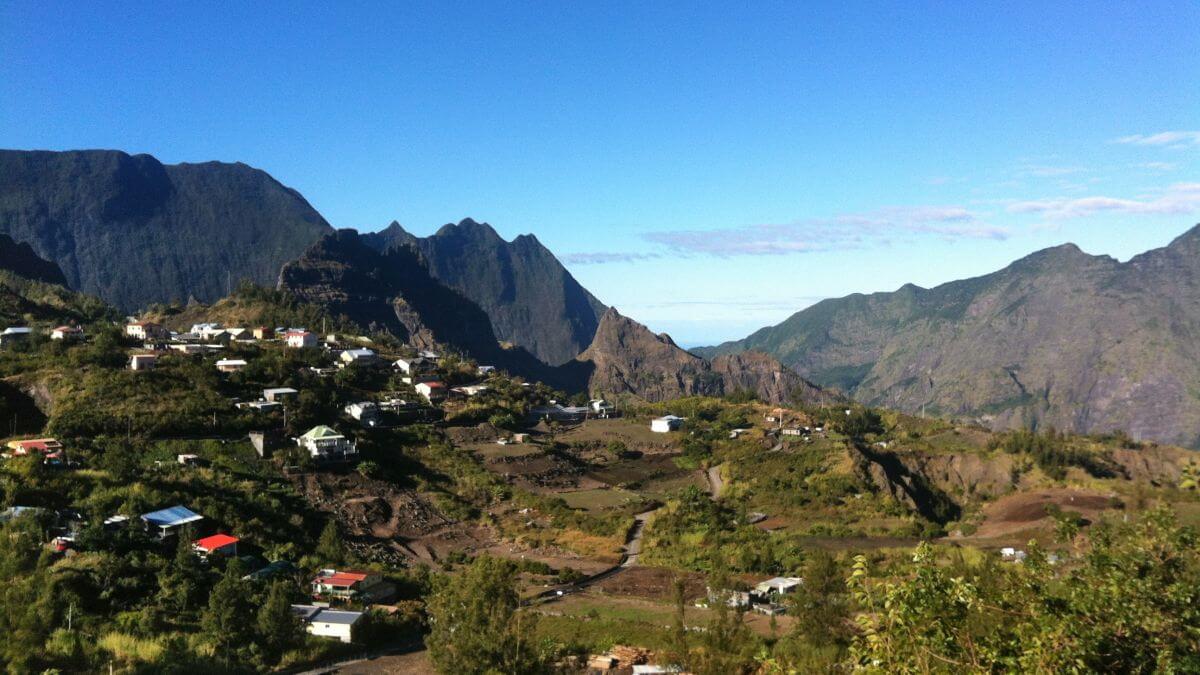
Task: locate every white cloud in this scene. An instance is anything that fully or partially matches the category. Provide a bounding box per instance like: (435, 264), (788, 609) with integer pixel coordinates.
(1007, 183), (1200, 220)
(640, 205), (1007, 258)
(562, 251), (660, 265)
(1113, 131), (1200, 148)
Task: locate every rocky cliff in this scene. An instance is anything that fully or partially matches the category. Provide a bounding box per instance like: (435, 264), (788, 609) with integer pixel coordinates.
(0, 149), (332, 310)
(577, 308), (830, 404)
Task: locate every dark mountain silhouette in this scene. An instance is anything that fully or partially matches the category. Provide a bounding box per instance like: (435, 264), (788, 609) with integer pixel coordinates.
(0, 149), (332, 310)
(278, 229), (578, 386)
(364, 219), (604, 365)
(698, 224), (1200, 447)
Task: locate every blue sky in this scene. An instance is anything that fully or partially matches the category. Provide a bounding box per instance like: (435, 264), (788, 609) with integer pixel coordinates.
(2, 2), (1198, 346)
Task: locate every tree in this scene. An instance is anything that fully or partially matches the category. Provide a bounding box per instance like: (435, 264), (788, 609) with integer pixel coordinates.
(157, 527), (205, 615)
(847, 508), (1200, 672)
(315, 520), (345, 564)
(790, 550), (849, 647)
(256, 581), (303, 664)
(425, 556), (547, 674)
(201, 559), (252, 660)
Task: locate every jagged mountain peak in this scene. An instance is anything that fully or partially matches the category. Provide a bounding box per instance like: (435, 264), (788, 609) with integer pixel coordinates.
(362, 218), (606, 365)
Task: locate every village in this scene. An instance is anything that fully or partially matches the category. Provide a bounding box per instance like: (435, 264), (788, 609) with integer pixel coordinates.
(0, 312), (1191, 674)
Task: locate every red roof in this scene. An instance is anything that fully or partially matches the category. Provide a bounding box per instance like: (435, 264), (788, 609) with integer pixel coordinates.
(194, 534), (239, 551)
(315, 570), (371, 587)
(11, 438), (63, 453)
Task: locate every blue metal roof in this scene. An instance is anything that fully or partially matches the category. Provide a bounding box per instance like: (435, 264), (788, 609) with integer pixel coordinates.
(141, 505), (203, 528)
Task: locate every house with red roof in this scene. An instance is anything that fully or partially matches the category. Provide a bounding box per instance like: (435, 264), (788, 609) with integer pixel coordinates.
(50, 326), (84, 341)
(6, 438), (65, 462)
(194, 533), (239, 558)
(311, 568), (396, 605)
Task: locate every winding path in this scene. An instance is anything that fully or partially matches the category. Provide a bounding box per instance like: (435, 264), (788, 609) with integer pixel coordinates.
(529, 462), (727, 605)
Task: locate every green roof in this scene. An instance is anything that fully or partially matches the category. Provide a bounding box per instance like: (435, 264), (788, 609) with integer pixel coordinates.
(300, 425), (343, 440)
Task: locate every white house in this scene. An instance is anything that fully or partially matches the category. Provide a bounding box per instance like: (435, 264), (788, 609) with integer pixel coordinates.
(286, 330), (317, 349)
(126, 321), (169, 340)
(0, 327), (31, 347)
(418, 349), (439, 360)
(650, 415), (684, 433)
(589, 399), (615, 417)
(754, 577), (802, 598)
(296, 426), (357, 461)
(262, 387), (299, 403)
(452, 384), (489, 397)
(190, 323), (224, 339)
(415, 381), (447, 403)
(129, 353), (158, 371)
(393, 357), (428, 374)
(291, 605), (362, 643)
(339, 348), (378, 366)
(344, 401), (381, 426)
(215, 358), (248, 373)
(477, 365), (496, 376)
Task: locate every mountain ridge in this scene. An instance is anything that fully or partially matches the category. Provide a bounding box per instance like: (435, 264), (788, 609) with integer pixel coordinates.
(363, 218), (605, 365)
(0, 149), (333, 311)
(697, 224), (1200, 446)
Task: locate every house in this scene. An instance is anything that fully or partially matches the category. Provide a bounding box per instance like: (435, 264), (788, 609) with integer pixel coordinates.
(311, 569), (396, 604)
(339, 348), (378, 367)
(650, 415), (684, 433)
(286, 330), (317, 349)
(190, 323), (225, 339)
(215, 358), (248, 373)
(6, 438), (65, 458)
(194, 533), (239, 558)
(50, 326), (84, 341)
(225, 327), (248, 340)
(753, 576), (802, 600)
(415, 381), (447, 404)
(344, 401), (381, 426)
(418, 350), (439, 360)
(236, 400), (281, 413)
(263, 387), (299, 403)
(169, 343), (214, 355)
(0, 326), (31, 347)
(528, 404), (589, 424)
(589, 399), (616, 417)
(251, 326), (273, 340)
(129, 353), (158, 367)
(452, 384), (489, 397)
(291, 605), (363, 643)
(177, 454), (204, 466)
(780, 428), (806, 437)
(392, 357), (428, 374)
(126, 321), (169, 340)
(296, 426), (357, 461)
(477, 365), (495, 376)
(141, 505), (204, 539)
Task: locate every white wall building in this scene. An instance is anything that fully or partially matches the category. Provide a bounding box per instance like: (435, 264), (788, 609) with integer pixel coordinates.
(650, 415), (684, 433)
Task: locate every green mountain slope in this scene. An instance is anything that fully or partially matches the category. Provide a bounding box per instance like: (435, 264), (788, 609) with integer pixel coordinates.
(698, 224), (1200, 447)
(364, 219), (605, 365)
(0, 149), (332, 310)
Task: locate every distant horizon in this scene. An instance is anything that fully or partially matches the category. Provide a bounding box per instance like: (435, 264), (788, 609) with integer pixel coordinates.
(3, 2), (1198, 344)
